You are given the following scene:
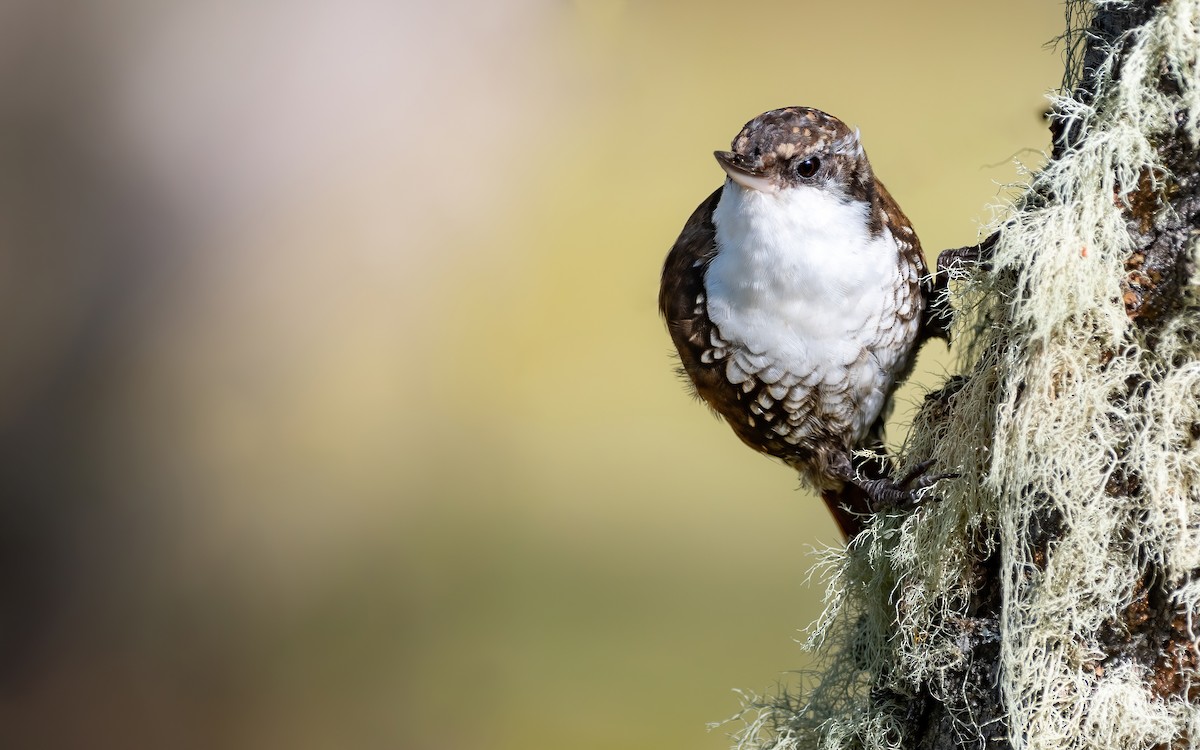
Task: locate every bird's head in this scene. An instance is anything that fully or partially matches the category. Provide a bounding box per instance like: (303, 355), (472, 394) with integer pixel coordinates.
(713, 107), (873, 201)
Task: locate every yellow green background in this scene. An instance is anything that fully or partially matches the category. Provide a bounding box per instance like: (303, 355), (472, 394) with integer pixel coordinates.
(0, 1), (1062, 747)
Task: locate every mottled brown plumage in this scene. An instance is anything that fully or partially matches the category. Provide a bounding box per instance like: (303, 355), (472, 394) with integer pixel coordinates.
(660, 107), (936, 537)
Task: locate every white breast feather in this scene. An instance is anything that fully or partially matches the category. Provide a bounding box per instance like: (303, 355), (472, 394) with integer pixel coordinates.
(704, 180), (913, 439)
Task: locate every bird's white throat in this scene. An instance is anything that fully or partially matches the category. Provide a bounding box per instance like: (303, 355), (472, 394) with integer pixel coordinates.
(705, 180), (901, 366)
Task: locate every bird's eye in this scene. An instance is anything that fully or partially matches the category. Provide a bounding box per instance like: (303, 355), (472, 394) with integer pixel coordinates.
(795, 157), (820, 178)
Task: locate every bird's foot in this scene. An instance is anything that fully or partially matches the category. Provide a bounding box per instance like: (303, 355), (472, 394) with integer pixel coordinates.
(923, 234), (1000, 344)
(936, 232), (998, 276)
(857, 459), (957, 513)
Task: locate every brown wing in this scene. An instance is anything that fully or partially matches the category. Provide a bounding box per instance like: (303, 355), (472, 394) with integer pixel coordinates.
(658, 188), (724, 400)
(875, 179), (928, 296)
(874, 179), (953, 345)
(855, 178), (931, 451)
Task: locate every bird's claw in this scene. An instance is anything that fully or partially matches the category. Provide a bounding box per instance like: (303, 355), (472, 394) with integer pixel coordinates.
(936, 232), (997, 276)
(859, 459), (957, 513)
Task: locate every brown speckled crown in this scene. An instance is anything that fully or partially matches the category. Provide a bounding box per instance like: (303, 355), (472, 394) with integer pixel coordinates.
(732, 107), (853, 159)
(725, 106), (875, 205)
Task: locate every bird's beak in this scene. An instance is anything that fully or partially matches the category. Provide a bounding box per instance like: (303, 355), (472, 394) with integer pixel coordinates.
(714, 151), (776, 193)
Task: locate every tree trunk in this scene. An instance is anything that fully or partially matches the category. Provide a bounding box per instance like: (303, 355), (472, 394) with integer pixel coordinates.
(733, 1), (1200, 748)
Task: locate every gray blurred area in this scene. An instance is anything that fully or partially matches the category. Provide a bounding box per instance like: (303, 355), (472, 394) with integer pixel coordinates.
(0, 2), (514, 746)
(0, 0), (172, 691)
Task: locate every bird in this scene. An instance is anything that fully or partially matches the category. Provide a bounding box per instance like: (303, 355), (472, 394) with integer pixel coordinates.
(659, 106), (945, 538)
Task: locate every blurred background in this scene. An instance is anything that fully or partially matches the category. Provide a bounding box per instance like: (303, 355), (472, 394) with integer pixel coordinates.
(0, 1), (1062, 748)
